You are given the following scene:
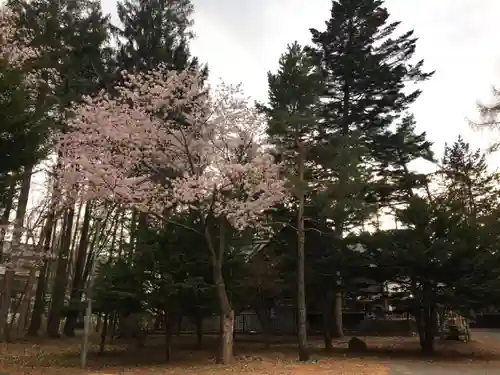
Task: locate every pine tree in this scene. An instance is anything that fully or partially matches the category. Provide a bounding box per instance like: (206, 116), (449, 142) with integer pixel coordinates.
(258, 42), (321, 361)
(116, 0), (203, 73)
(365, 138), (500, 353)
(441, 136), (497, 222)
(7, 0), (115, 338)
(11, 0), (115, 106)
(0, 62), (51, 193)
(371, 114), (435, 205)
(304, 0), (434, 337)
(309, 0), (433, 143)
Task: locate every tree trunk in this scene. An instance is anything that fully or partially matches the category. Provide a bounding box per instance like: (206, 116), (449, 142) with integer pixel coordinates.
(0, 178), (16, 263)
(96, 314), (102, 333)
(332, 290), (344, 338)
(421, 303), (435, 354)
(69, 198), (84, 259)
(164, 311), (175, 361)
(27, 207), (55, 336)
(0, 270), (14, 341)
(296, 144), (309, 361)
(109, 312), (116, 343)
(0, 167), (32, 341)
(417, 285), (435, 354)
(0, 179), (15, 341)
(255, 307), (272, 349)
(64, 202), (92, 336)
(195, 312), (203, 348)
(420, 307), (435, 354)
(5, 292), (22, 341)
(204, 220), (234, 364)
(14, 268), (37, 338)
(176, 315), (182, 337)
(99, 313), (108, 355)
(47, 204), (76, 337)
(220, 309), (234, 364)
(17, 208), (56, 339)
(26, 261), (48, 336)
(322, 290), (333, 351)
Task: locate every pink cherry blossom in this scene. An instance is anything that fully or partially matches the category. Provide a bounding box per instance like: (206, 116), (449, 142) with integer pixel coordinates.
(57, 66), (288, 231)
(0, 5), (61, 92)
(0, 6), (37, 67)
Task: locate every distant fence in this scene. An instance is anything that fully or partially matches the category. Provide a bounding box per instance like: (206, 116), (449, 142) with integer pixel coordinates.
(178, 311), (371, 335)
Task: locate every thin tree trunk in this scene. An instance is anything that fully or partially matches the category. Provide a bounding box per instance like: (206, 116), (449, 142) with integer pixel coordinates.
(18, 210), (56, 338)
(27, 207), (56, 336)
(322, 290), (333, 351)
(14, 268), (36, 338)
(332, 290), (344, 338)
(0, 270), (14, 341)
(129, 209), (137, 256)
(6, 292), (22, 341)
(65, 198), (84, 295)
(80, 221), (101, 298)
(164, 311), (175, 361)
(0, 167), (32, 341)
(98, 313), (108, 355)
(296, 144), (309, 361)
(109, 311), (117, 343)
(255, 307), (271, 349)
(176, 315), (182, 337)
(0, 179), (14, 339)
(47, 204), (76, 337)
(420, 284), (435, 354)
(26, 260), (48, 336)
(69, 198), (83, 257)
(64, 202), (92, 336)
(0, 178), (16, 263)
(195, 311), (203, 348)
(96, 314), (102, 333)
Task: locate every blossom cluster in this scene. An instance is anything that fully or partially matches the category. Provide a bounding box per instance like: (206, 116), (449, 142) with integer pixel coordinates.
(58, 66), (288, 230)
(0, 5), (61, 92)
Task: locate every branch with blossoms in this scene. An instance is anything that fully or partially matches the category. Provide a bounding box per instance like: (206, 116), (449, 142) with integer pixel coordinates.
(56, 66), (289, 234)
(0, 5), (62, 100)
(55, 65), (289, 364)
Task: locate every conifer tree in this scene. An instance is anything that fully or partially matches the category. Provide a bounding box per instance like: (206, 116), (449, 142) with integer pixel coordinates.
(116, 0), (203, 73)
(305, 0), (434, 337)
(259, 41), (321, 361)
(309, 0), (433, 144)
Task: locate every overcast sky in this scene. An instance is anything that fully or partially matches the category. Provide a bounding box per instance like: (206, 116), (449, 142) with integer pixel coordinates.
(100, 0), (500, 159)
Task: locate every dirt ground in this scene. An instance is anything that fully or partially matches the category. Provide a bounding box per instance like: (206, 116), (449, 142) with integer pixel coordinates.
(0, 332), (499, 375)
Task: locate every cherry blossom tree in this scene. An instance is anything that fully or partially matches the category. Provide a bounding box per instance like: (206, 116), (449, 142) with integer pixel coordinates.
(57, 66), (288, 363)
(0, 5), (60, 90)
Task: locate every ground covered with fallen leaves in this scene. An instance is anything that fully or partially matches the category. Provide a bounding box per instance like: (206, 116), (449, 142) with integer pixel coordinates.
(1, 333), (499, 375)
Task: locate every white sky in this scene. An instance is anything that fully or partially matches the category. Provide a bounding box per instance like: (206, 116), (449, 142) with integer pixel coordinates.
(25, 0), (500, 232)
(100, 0), (500, 164)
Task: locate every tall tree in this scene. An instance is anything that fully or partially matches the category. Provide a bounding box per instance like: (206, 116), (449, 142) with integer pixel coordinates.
(9, 0), (114, 337)
(116, 0), (201, 73)
(307, 0), (433, 335)
(309, 0), (433, 145)
(259, 42), (321, 360)
(371, 114), (434, 205)
(361, 138), (500, 354)
(56, 69), (288, 364)
(0, 5), (58, 196)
